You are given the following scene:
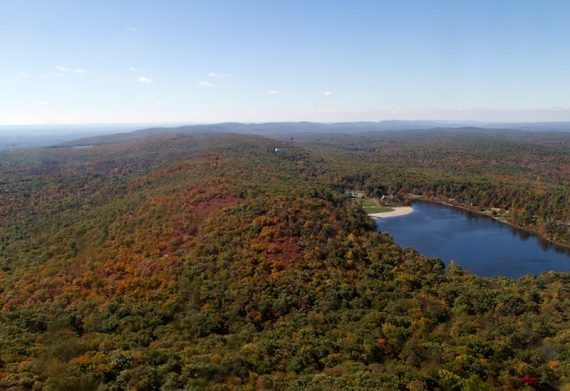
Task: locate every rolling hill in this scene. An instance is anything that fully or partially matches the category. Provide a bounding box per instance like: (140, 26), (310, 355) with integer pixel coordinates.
(0, 132), (569, 390)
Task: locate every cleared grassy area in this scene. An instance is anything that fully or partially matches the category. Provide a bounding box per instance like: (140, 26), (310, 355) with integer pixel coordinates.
(362, 199), (395, 214)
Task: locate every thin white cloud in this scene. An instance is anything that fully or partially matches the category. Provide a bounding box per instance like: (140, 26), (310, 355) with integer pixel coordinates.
(157, 101), (163, 106)
(138, 76), (153, 84)
(268, 90), (279, 95)
(198, 80), (214, 88)
(208, 72), (230, 79)
(19, 71), (29, 78)
(126, 26), (138, 33)
(129, 66), (143, 73)
(322, 91), (334, 97)
(56, 65), (88, 75)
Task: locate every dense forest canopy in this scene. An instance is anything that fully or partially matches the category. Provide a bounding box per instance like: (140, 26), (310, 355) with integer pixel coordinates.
(0, 129), (569, 390)
(297, 130), (570, 247)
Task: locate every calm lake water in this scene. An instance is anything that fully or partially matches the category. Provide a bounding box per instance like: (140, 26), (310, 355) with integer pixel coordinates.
(374, 201), (570, 278)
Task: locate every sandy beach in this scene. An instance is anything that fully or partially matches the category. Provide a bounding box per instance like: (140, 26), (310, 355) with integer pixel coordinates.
(368, 206), (414, 218)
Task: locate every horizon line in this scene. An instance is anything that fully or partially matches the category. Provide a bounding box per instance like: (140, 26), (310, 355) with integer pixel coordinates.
(3, 119), (570, 128)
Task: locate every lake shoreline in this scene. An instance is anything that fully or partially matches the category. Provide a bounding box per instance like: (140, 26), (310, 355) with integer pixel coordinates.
(408, 195), (570, 252)
(374, 200), (570, 277)
(368, 206), (414, 218)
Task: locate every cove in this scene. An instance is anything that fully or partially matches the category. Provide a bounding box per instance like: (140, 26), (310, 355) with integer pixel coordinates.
(373, 201), (570, 278)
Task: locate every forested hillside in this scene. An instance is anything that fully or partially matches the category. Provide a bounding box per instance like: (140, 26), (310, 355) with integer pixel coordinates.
(1, 132), (570, 390)
(300, 130), (570, 247)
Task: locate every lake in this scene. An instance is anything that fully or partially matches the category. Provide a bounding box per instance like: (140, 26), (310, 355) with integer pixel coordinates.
(373, 201), (570, 278)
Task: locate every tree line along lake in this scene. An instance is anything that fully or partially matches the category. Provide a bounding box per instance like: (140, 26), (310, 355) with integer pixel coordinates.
(373, 201), (570, 278)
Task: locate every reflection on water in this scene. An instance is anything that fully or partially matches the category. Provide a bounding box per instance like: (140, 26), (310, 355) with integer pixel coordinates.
(374, 201), (570, 278)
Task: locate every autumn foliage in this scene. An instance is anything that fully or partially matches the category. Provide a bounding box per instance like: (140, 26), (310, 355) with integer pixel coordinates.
(0, 132), (569, 389)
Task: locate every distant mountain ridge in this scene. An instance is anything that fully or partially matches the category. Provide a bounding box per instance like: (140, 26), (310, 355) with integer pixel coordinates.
(65, 120), (570, 146)
(4, 120), (570, 150)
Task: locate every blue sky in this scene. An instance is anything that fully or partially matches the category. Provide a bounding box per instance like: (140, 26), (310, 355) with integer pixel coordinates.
(1, 0), (570, 124)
